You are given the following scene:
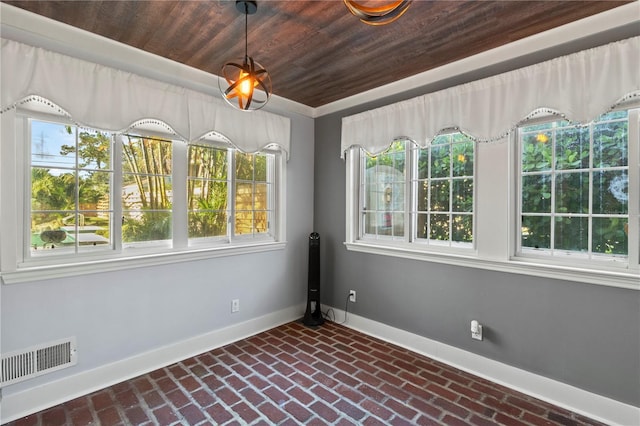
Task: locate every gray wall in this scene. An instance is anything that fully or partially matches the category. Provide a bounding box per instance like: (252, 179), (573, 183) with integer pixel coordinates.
(313, 27), (640, 407)
(1, 110), (315, 398)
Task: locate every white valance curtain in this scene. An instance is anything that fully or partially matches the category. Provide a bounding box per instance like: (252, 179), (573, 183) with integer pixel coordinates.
(341, 36), (640, 157)
(1, 38), (291, 157)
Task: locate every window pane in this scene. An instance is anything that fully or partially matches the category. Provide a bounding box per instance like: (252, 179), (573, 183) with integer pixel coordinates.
(254, 155), (267, 181)
(592, 217), (628, 255)
(392, 212), (404, 237)
(362, 143), (406, 238)
(235, 214), (253, 235)
(554, 216), (588, 252)
(521, 131), (552, 172)
(555, 172), (589, 214)
(592, 171), (628, 214)
(365, 184), (379, 211)
(430, 144), (450, 178)
(430, 180), (449, 212)
(79, 170), (110, 207)
(234, 152), (273, 237)
(188, 180), (228, 239)
(30, 120), (114, 257)
(364, 212), (377, 235)
(31, 212), (72, 252)
(75, 217), (112, 251)
(416, 213), (428, 239)
(188, 145), (229, 240)
(452, 214), (472, 243)
(555, 126), (589, 170)
(31, 169), (76, 211)
(430, 214), (449, 241)
(188, 145), (227, 179)
(417, 149), (429, 179)
(410, 133), (474, 246)
(77, 129), (111, 170)
(417, 181), (428, 211)
(122, 137), (171, 175)
(452, 139), (474, 177)
(521, 216), (551, 249)
(122, 211), (172, 242)
(122, 136), (172, 244)
(188, 212), (227, 238)
(235, 182), (253, 211)
(235, 152), (254, 180)
(31, 121), (76, 168)
(452, 178), (473, 212)
(593, 116), (628, 168)
(519, 110), (631, 261)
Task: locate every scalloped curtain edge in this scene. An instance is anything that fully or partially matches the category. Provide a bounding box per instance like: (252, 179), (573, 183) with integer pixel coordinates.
(340, 37), (640, 158)
(0, 39), (291, 159)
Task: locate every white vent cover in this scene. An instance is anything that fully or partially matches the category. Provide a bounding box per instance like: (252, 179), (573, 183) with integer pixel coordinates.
(1, 337), (77, 386)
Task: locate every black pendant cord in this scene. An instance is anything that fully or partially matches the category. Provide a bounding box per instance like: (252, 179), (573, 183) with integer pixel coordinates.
(244, 4), (248, 60)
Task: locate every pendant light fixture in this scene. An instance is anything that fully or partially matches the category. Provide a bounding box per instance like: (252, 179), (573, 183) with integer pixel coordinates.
(344, 0), (412, 25)
(219, 0), (272, 111)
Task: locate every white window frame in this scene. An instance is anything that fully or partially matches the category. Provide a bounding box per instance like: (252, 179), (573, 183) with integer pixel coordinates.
(345, 109), (639, 290)
(347, 132), (477, 257)
(0, 108), (286, 284)
(515, 109), (635, 266)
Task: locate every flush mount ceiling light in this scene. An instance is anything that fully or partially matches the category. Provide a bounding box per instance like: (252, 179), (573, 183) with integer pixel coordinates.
(344, 0), (412, 25)
(219, 0), (272, 111)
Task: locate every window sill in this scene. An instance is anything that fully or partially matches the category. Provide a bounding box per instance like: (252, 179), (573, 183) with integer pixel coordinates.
(1, 241), (287, 285)
(344, 241), (639, 290)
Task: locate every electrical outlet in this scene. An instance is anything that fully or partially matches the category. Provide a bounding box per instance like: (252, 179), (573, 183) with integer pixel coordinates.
(471, 320), (483, 341)
(231, 299), (240, 313)
(349, 290), (356, 303)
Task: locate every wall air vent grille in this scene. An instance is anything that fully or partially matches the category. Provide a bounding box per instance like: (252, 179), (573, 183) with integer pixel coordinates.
(1, 338), (77, 386)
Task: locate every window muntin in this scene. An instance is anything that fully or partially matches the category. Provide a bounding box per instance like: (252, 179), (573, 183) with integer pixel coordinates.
(121, 135), (173, 245)
(234, 151), (274, 237)
(413, 133), (474, 246)
(357, 133), (475, 248)
(29, 119), (113, 257)
(518, 111), (629, 260)
(15, 112), (284, 270)
(188, 144), (229, 241)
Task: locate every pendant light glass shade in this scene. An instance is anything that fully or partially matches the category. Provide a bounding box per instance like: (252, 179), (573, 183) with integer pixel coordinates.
(344, 0), (412, 25)
(219, 1), (272, 111)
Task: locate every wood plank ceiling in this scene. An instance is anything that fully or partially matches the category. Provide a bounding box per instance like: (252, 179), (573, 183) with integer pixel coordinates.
(3, 1), (631, 108)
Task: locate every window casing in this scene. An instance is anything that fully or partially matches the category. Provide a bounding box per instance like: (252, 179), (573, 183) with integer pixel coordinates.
(1, 108), (285, 282)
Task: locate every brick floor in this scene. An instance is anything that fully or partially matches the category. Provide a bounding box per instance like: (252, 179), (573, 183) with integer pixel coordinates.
(6, 321), (606, 426)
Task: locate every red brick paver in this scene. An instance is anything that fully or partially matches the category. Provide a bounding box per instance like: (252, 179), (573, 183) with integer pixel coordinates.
(6, 321), (606, 426)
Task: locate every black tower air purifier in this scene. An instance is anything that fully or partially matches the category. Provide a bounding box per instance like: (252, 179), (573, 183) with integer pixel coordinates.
(303, 232), (324, 326)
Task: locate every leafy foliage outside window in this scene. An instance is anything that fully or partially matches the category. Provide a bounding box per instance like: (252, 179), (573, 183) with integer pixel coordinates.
(415, 133), (474, 245)
(360, 133), (474, 245)
(30, 120), (112, 255)
(519, 111), (629, 257)
(122, 135), (173, 243)
(188, 144), (228, 239)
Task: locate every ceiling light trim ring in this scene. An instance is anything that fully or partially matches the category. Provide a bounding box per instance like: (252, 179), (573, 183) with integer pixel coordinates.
(344, 0), (412, 26)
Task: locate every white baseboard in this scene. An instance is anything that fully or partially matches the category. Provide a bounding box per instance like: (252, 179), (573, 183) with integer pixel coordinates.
(1, 305), (304, 424)
(331, 307), (639, 426)
(3, 305), (638, 425)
